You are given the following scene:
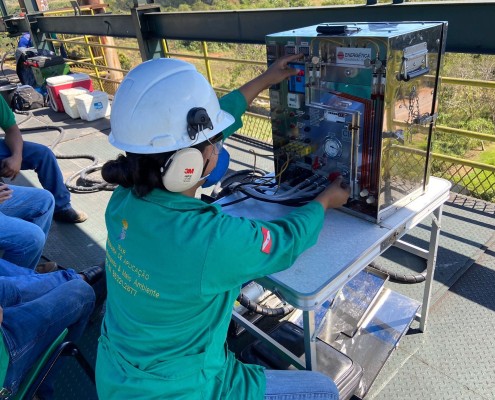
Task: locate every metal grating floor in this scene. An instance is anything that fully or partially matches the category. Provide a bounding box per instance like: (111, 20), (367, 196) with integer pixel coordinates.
(3, 103), (494, 400)
(367, 231), (495, 400)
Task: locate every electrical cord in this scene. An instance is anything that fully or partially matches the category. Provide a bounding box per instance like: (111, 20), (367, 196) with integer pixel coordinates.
(237, 292), (294, 317)
(232, 176), (326, 206)
(367, 260), (427, 283)
(236, 185), (321, 203)
(217, 170), (325, 201)
(211, 168), (267, 199)
(15, 110), (116, 192)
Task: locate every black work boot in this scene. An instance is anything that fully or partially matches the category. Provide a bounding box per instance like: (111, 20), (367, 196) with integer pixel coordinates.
(53, 207), (88, 223)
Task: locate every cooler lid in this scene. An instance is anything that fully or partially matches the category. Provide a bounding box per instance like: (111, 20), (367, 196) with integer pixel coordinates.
(59, 87), (90, 96)
(46, 73), (90, 86)
(74, 90), (108, 101)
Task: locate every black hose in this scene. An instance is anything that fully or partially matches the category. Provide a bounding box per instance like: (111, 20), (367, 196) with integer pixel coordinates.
(16, 110), (116, 192)
(237, 292), (294, 317)
(211, 168), (267, 199)
(368, 260), (427, 283)
(235, 186), (318, 206)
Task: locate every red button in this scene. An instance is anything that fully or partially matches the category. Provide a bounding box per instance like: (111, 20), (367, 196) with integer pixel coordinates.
(312, 157), (320, 170)
(328, 172), (341, 182)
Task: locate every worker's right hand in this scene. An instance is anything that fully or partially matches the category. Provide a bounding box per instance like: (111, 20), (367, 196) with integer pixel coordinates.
(314, 176), (351, 211)
(0, 182), (12, 204)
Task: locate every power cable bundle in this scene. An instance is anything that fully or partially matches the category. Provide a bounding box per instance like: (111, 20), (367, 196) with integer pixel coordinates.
(16, 110), (116, 192)
(229, 174), (327, 207)
(367, 260), (427, 283)
(237, 291), (294, 317)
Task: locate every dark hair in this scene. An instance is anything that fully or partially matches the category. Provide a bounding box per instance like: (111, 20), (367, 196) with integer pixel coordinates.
(102, 152), (170, 198)
(101, 134), (221, 198)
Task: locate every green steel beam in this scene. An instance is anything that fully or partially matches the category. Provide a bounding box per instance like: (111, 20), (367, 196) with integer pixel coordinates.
(34, 14), (135, 37)
(21, 0), (40, 14)
(31, 1), (495, 54)
(130, 4), (163, 61)
(145, 2), (495, 54)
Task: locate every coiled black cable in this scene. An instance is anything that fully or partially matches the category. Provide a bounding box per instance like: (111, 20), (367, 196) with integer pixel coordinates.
(368, 260), (427, 283)
(234, 184), (323, 207)
(237, 292), (294, 317)
(210, 168), (267, 199)
(16, 110), (116, 192)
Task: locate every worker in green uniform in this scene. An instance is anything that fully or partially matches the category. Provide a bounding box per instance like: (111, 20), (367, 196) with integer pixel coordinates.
(96, 55), (349, 399)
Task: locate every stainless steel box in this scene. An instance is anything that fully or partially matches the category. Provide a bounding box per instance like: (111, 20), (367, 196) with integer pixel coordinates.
(266, 22), (447, 222)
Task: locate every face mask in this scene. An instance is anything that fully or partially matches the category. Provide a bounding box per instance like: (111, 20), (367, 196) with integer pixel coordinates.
(202, 148), (230, 188)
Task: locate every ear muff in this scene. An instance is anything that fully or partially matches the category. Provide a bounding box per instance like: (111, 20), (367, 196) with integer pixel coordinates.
(161, 148), (205, 192)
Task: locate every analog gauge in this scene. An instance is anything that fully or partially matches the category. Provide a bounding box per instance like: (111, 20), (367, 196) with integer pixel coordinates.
(324, 137), (342, 158)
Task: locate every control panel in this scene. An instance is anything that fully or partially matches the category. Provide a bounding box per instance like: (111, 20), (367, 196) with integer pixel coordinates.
(266, 22), (447, 222)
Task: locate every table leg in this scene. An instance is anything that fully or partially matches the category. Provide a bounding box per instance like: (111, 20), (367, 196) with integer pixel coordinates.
(419, 205), (443, 332)
(302, 310), (318, 370)
(231, 310), (306, 370)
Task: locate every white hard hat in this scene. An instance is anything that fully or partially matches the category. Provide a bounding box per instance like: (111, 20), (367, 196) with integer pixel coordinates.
(109, 58), (235, 154)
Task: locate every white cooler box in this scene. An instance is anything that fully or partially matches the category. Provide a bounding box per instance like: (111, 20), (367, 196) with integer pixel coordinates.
(46, 73), (93, 112)
(75, 91), (111, 121)
(59, 87), (90, 119)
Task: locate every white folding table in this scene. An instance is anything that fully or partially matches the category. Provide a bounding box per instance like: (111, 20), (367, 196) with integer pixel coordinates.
(220, 177), (451, 371)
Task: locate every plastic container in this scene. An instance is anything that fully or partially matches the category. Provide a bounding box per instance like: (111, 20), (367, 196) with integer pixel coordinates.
(31, 63), (70, 86)
(75, 91), (110, 121)
(46, 73), (93, 112)
(59, 87), (90, 119)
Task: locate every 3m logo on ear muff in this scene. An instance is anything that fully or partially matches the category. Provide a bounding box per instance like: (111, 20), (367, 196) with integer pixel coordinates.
(187, 107), (213, 140)
(161, 148), (204, 192)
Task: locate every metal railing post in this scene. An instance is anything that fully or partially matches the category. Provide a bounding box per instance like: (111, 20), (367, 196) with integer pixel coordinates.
(161, 39), (170, 58)
(201, 41), (213, 86)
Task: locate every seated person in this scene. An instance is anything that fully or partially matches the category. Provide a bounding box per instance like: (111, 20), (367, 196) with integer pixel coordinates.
(0, 182), (54, 270)
(17, 33), (33, 49)
(0, 95), (87, 223)
(15, 33), (36, 87)
(96, 55), (346, 399)
(0, 258), (105, 399)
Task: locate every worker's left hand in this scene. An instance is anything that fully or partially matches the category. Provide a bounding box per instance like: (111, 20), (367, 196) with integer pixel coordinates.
(0, 155), (22, 180)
